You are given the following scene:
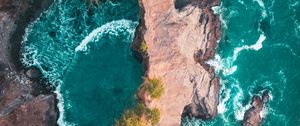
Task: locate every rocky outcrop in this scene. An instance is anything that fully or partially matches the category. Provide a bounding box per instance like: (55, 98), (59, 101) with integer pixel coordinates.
(243, 91), (270, 126)
(0, 95), (57, 126)
(0, 0), (57, 125)
(132, 0), (221, 125)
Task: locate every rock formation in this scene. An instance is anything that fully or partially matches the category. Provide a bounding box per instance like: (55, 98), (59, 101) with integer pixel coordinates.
(243, 90), (270, 126)
(132, 0), (221, 125)
(0, 0), (57, 125)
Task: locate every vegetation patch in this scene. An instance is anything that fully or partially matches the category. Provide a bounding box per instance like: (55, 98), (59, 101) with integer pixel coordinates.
(115, 103), (160, 126)
(139, 40), (148, 53)
(143, 77), (164, 99)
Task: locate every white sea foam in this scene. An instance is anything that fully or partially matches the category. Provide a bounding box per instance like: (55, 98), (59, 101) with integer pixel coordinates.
(55, 85), (75, 126)
(230, 83), (251, 121)
(254, 0), (267, 18)
(208, 34), (266, 78)
(207, 54), (237, 76)
(233, 34), (266, 60)
(217, 88), (231, 114)
(211, 6), (221, 15)
(75, 19), (137, 52)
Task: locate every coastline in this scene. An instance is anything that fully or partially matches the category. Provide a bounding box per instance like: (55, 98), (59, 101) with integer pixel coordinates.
(130, 0), (221, 125)
(0, 0), (58, 125)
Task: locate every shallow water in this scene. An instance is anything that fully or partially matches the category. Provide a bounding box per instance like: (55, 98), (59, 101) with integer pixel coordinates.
(21, 0), (141, 125)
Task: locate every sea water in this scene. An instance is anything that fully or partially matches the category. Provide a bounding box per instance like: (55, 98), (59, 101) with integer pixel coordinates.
(184, 0), (300, 126)
(21, 0), (300, 126)
(21, 0), (141, 125)
(183, 0), (300, 125)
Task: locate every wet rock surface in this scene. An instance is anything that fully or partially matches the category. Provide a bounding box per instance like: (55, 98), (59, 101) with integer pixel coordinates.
(0, 0), (57, 125)
(243, 91), (270, 126)
(25, 66), (42, 79)
(133, 0), (221, 125)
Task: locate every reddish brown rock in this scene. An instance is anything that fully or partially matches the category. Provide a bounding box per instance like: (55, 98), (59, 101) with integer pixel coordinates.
(243, 91), (270, 126)
(0, 94), (57, 126)
(0, 0), (57, 125)
(133, 0), (221, 125)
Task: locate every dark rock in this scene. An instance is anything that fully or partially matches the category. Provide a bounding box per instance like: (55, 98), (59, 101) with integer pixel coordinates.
(182, 77), (220, 120)
(0, 61), (8, 75)
(262, 90), (270, 103)
(174, 0), (193, 10)
(49, 31), (56, 38)
(25, 66), (42, 79)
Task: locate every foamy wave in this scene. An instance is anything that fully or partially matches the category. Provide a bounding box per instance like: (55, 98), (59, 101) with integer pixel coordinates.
(233, 85), (251, 120)
(211, 6), (222, 15)
(207, 54), (237, 77)
(75, 19), (137, 52)
(217, 86), (231, 114)
(55, 85), (76, 126)
(233, 34), (266, 60)
(207, 34), (266, 77)
(254, 0), (267, 18)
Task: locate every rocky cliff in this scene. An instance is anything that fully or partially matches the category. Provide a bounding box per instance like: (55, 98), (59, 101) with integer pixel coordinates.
(132, 0), (221, 125)
(0, 0), (57, 125)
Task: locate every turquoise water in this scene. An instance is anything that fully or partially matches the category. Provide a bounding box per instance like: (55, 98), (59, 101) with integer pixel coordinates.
(184, 0), (300, 126)
(21, 0), (141, 125)
(21, 0), (300, 126)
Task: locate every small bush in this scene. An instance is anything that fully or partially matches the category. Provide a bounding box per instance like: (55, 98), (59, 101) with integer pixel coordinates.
(115, 103), (161, 126)
(149, 108), (160, 126)
(144, 77), (164, 99)
(115, 110), (146, 126)
(140, 40), (148, 53)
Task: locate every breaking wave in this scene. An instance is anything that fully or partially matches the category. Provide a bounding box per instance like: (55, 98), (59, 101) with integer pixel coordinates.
(75, 19), (137, 52)
(207, 34), (266, 77)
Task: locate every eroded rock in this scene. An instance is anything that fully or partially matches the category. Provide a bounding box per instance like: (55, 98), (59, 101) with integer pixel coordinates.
(0, 0), (57, 125)
(25, 66), (42, 79)
(133, 0), (221, 125)
(0, 94), (58, 126)
(243, 90), (270, 126)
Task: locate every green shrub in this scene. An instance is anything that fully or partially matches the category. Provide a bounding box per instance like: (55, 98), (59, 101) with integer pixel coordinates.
(144, 78), (164, 99)
(149, 108), (160, 126)
(115, 110), (145, 126)
(140, 40), (148, 53)
(115, 103), (161, 126)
